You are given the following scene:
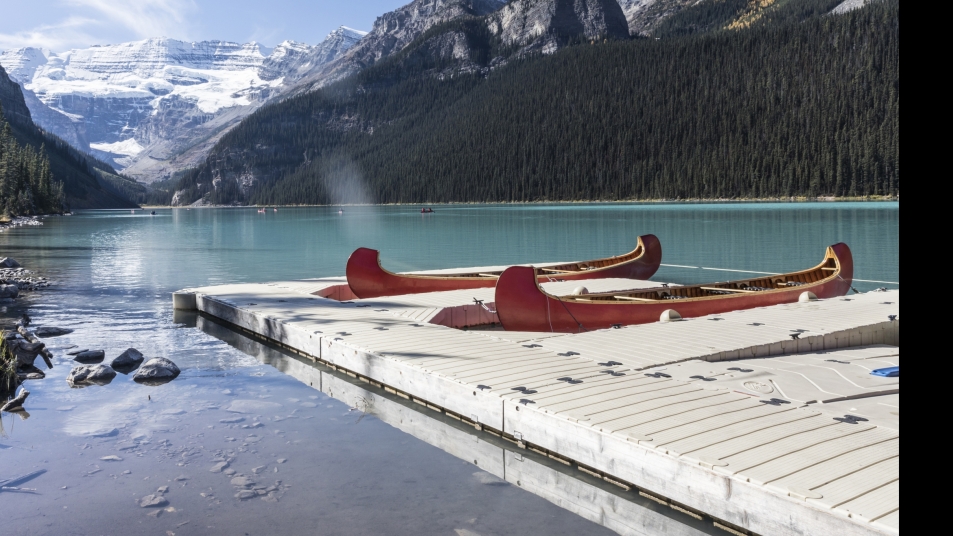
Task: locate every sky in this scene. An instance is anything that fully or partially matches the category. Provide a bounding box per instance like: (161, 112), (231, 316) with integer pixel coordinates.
(0, 0), (409, 52)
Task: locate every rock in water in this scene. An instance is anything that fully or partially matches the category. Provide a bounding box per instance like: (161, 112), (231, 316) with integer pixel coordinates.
(17, 364), (46, 380)
(74, 350), (106, 363)
(111, 348), (145, 371)
(0, 284), (19, 299)
(1, 388), (29, 412)
(0, 257), (21, 268)
(11, 340), (45, 368)
(133, 357), (180, 385)
(67, 364), (117, 386)
(34, 326), (74, 337)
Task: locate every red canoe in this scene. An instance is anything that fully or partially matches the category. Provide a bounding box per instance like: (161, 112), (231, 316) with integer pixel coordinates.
(495, 243), (854, 333)
(346, 235), (662, 299)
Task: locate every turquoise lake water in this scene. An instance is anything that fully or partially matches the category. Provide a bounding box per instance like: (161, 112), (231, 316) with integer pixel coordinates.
(5, 202), (899, 291)
(0, 202), (899, 535)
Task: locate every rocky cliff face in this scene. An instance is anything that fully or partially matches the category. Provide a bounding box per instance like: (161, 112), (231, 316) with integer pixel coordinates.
(0, 28), (364, 182)
(0, 66), (33, 128)
(489, 0), (630, 53)
(295, 0), (506, 91)
(260, 27), (367, 81)
(617, 0), (701, 36)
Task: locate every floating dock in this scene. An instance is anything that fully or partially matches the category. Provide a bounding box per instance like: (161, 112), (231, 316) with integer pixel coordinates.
(175, 269), (899, 536)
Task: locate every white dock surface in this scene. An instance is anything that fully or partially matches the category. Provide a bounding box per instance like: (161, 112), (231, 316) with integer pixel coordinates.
(179, 275), (899, 536)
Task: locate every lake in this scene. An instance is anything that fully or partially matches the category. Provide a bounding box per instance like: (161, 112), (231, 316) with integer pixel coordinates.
(0, 202), (899, 535)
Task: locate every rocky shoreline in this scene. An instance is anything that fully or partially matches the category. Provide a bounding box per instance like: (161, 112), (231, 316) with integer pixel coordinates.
(2, 257), (52, 296)
(1, 256), (180, 412)
(0, 215), (44, 232)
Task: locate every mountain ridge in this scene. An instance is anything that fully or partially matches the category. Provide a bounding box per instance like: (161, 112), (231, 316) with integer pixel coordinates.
(0, 26), (367, 183)
(0, 65), (139, 210)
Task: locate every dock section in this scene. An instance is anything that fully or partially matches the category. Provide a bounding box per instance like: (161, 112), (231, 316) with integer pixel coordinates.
(175, 276), (899, 536)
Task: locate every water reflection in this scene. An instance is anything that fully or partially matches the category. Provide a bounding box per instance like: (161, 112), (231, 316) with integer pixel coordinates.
(194, 312), (721, 536)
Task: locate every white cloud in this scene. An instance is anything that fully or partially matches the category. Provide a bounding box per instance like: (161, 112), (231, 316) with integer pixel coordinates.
(67, 0), (198, 40)
(0, 16), (101, 51)
(0, 0), (198, 52)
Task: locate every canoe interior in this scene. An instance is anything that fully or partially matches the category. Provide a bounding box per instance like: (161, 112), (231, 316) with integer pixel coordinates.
(568, 256), (839, 303)
(539, 243), (645, 274)
(427, 242), (647, 279)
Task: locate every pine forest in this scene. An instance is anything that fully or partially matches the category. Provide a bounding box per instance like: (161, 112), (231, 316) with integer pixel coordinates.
(173, 0), (899, 206)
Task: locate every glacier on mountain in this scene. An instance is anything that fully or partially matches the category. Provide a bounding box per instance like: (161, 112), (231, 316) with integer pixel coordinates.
(0, 26), (366, 180)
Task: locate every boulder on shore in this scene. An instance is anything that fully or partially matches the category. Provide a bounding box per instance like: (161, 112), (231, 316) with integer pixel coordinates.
(111, 348), (144, 371)
(67, 364), (117, 386)
(0, 257), (21, 268)
(34, 326), (74, 337)
(74, 350), (106, 363)
(0, 284), (19, 299)
(133, 357), (180, 385)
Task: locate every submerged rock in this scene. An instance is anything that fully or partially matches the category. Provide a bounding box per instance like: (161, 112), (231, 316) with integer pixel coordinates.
(67, 364), (117, 386)
(74, 350), (105, 363)
(209, 461), (229, 473)
(139, 494), (168, 507)
(133, 357), (180, 385)
(34, 326), (74, 337)
(111, 348), (144, 372)
(0, 257), (20, 268)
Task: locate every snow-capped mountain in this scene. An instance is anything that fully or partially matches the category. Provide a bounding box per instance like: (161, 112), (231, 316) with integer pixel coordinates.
(0, 26), (366, 181)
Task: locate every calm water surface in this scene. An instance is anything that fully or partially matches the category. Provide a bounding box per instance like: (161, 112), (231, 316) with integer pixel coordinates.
(0, 203), (899, 535)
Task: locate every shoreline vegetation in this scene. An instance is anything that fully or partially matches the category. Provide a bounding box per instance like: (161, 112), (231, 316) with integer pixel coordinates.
(145, 195), (899, 209)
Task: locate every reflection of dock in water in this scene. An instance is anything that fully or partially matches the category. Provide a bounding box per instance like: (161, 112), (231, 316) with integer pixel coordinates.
(175, 275), (899, 536)
(190, 311), (718, 536)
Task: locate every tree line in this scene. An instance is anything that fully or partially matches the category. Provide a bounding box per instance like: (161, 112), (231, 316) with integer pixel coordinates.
(173, 0), (899, 205)
(0, 103), (66, 217)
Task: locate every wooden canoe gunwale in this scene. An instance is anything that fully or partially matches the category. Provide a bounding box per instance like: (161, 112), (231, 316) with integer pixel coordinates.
(566, 248), (842, 304)
(494, 243), (854, 332)
(345, 235), (662, 299)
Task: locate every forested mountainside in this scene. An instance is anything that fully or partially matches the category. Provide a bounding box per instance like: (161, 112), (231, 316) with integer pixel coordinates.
(0, 102), (66, 217)
(0, 66), (141, 211)
(173, 0), (899, 205)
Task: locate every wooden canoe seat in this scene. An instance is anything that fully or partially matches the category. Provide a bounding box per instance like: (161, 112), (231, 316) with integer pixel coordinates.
(612, 296), (659, 302)
(821, 267), (837, 271)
